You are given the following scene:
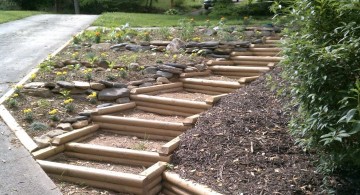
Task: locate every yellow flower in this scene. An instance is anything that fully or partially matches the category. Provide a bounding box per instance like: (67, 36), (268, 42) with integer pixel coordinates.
(83, 68), (92, 74)
(56, 71), (62, 76)
(100, 53), (107, 58)
(49, 109), (58, 115)
(12, 93), (19, 98)
(15, 85), (23, 90)
(192, 37), (201, 42)
(87, 92), (97, 99)
(23, 109), (32, 114)
(62, 71), (67, 75)
(63, 98), (74, 104)
(244, 16), (249, 20)
(173, 54), (178, 59)
(119, 68), (125, 71)
(168, 36), (173, 40)
(30, 73), (36, 80)
(95, 31), (101, 37)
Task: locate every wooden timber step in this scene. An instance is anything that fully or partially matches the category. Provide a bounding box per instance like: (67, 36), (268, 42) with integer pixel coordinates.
(230, 56), (284, 62)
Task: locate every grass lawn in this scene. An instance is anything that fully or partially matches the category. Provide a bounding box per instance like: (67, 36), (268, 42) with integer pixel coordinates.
(93, 12), (273, 27)
(0, 11), (45, 24)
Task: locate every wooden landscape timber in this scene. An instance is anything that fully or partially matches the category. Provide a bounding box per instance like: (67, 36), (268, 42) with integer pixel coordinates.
(32, 145), (65, 160)
(51, 124), (99, 145)
(179, 70), (211, 78)
(143, 87), (183, 95)
(211, 71), (261, 77)
(180, 78), (242, 89)
(135, 101), (205, 114)
(205, 94), (228, 105)
(208, 65), (270, 73)
(103, 129), (175, 141)
(230, 56), (284, 62)
(206, 60), (235, 66)
(160, 137), (180, 155)
(239, 76), (260, 84)
(183, 114), (200, 125)
(183, 88), (224, 95)
(162, 172), (222, 195)
(250, 43), (278, 48)
(93, 102), (136, 115)
(230, 51), (279, 56)
(131, 82), (183, 94)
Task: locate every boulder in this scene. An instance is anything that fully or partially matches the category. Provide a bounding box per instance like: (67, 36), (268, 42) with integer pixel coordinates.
(56, 81), (74, 89)
(22, 88), (53, 98)
(24, 82), (46, 89)
(116, 97), (131, 104)
(158, 65), (183, 74)
(143, 67), (158, 75)
(46, 129), (68, 138)
(199, 41), (219, 48)
(63, 60), (79, 66)
(110, 43), (128, 50)
(97, 60), (109, 69)
(195, 64), (207, 71)
(72, 120), (88, 129)
(99, 80), (127, 88)
(34, 135), (51, 149)
(73, 81), (90, 89)
(125, 44), (142, 52)
(56, 123), (73, 131)
(129, 63), (140, 71)
(139, 82), (154, 88)
(98, 88), (130, 101)
(204, 29), (216, 36)
(164, 63), (187, 69)
(91, 43), (111, 51)
(156, 77), (170, 84)
(156, 71), (174, 79)
(90, 82), (106, 90)
(166, 38), (185, 53)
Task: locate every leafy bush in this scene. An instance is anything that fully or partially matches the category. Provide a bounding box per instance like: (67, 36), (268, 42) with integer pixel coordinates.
(0, 0), (20, 10)
(235, 1), (273, 16)
(275, 0), (360, 172)
(30, 122), (48, 131)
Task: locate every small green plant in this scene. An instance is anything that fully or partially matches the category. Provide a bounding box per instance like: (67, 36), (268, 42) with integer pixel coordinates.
(55, 71), (67, 81)
(178, 19), (195, 41)
(243, 16), (251, 26)
(63, 98), (75, 113)
(60, 89), (71, 98)
(119, 68), (128, 79)
(86, 92), (97, 104)
(30, 122), (48, 131)
(164, 9), (179, 15)
(48, 109), (59, 121)
(94, 31), (101, 43)
(37, 99), (51, 109)
(157, 27), (171, 40)
(72, 35), (81, 44)
(140, 31), (151, 42)
(106, 73), (117, 81)
(134, 142), (146, 151)
(118, 54), (138, 66)
(71, 52), (80, 60)
(100, 52), (108, 61)
(23, 108), (34, 123)
(82, 68), (93, 81)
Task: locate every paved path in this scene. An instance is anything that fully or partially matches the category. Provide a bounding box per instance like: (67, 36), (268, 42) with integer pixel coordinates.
(0, 14), (98, 195)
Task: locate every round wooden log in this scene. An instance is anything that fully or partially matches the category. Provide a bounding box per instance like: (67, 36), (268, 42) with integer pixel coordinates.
(212, 71), (261, 77)
(145, 177), (162, 191)
(160, 137), (180, 155)
(266, 36), (281, 40)
(95, 102), (136, 115)
(180, 70), (211, 78)
(248, 47), (281, 52)
(250, 44), (278, 48)
(265, 39), (281, 44)
(209, 65), (269, 73)
(184, 88), (224, 95)
(103, 129), (174, 141)
(230, 56), (283, 62)
(183, 114), (200, 125)
(163, 181), (192, 195)
(206, 60), (234, 66)
(130, 94), (212, 109)
(49, 174), (143, 194)
(230, 51), (279, 56)
(149, 184), (162, 195)
(92, 115), (187, 131)
(135, 101), (204, 114)
(65, 142), (171, 163)
(98, 122), (183, 137)
(143, 87), (183, 96)
(180, 78), (242, 89)
(32, 145), (65, 160)
(163, 172), (222, 195)
(140, 162), (167, 181)
(233, 60), (270, 66)
(239, 76), (260, 84)
(137, 106), (193, 117)
(183, 83), (235, 93)
(38, 160), (145, 187)
(52, 124), (99, 145)
(162, 188), (178, 195)
(131, 82), (183, 94)
(205, 94), (228, 105)
(64, 152), (154, 167)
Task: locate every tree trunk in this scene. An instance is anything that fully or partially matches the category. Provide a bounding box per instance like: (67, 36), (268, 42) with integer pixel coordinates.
(171, 0), (174, 8)
(54, 0), (59, 13)
(74, 0), (80, 14)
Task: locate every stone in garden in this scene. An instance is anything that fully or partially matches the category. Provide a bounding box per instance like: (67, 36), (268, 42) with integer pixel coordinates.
(156, 71), (174, 79)
(244, 31), (255, 37)
(233, 48), (248, 52)
(110, 43), (128, 50)
(63, 59), (80, 66)
(184, 67), (196, 73)
(79, 110), (96, 116)
(198, 49), (213, 55)
(140, 41), (150, 46)
(98, 88), (130, 101)
(204, 29), (216, 36)
(125, 44), (142, 52)
(209, 54), (230, 59)
(143, 67), (158, 75)
(186, 62), (196, 66)
(56, 123), (73, 131)
(97, 103), (113, 108)
(129, 63), (140, 71)
(154, 46), (166, 52)
(73, 81), (90, 89)
(158, 65), (183, 74)
(91, 43), (111, 51)
(80, 61), (93, 68)
(139, 82), (154, 88)
(195, 64), (207, 71)
(261, 30), (272, 37)
(150, 41), (170, 46)
(90, 82), (105, 90)
(56, 81), (74, 89)
(24, 82), (46, 89)
(185, 42), (199, 48)
(99, 80), (127, 88)
(72, 120), (89, 129)
(214, 48), (232, 55)
(127, 80), (145, 86)
(44, 82), (56, 89)
(61, 116), (87, 124)
(156, 77), (170, 84)
(54, 61), (65, 68)
(116, 97), (130, 104)
(166, 38), (185, 53)
(252, 39), (264, 44)
(199, 41), (219, 48)
(23, 88), (53, 98)
(75, 115), (89, 121)
(164, 63), (187, 69)
(97, 60), (109, 69)
(46, 129), (68, 138)
(34, 135), (51, 149)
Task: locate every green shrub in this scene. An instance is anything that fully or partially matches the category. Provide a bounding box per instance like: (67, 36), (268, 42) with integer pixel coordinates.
(30, 122), (48, 131)
(275, 0), (360, 172)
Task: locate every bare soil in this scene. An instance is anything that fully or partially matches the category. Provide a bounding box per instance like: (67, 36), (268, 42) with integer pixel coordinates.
(113, 108), (186, 123)
(157, 90), (212, 101)
(80, 130), (167, 152)
(200, 75), (239, 82)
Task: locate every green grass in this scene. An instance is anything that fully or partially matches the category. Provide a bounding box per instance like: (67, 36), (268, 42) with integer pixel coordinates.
(143, 0), (202, 11)
(93, 12), (273, 27)
(0, 11), (45, 24)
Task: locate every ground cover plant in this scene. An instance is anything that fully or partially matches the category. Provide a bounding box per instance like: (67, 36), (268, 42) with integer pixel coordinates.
(0, 10), (45, 24)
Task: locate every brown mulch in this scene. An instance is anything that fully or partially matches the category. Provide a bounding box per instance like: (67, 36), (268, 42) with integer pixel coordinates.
(172, 68), (328, 195)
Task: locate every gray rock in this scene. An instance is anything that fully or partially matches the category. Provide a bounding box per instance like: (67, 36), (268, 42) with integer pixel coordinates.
(195, 64), (207, 71)
(44, 82), (56, 89)
(198, 49), (213, 55)
(90, 82), (105, 90)
(143, 67), (158, 75)
(139, 82), (154, 88)
(98, 88), (130, 101)
(34, 135), (51, 149)
(164, 63), (187, 69)
(97, 60), (109, 69)
(24, 82), (46, 89)
(56, 81), (74, 89)
(56, 123), (73, 131)
(209, 54), (230, 58)
(140, 41), (150, 46)
(129, 63), (140, 71)
(185, 42), (200, 48)
(166, 38), (185, 53)
(63, 59), (79, 66)
(73, 81), (90, 89)
(158, 65), (183, 74)
(116, 97), (131, 104)
(204, 29), (216, 36)
(127, 80), (144, 86)
(99, 80), (127, 88)
(150, 41), (170, 46)
(91, 43), (111, 51)
(72, 120), (88, 129)
(214, 48), (232, 55)
(125, 44), (142, 52)
(184, 67), (197, 72)
(199, 41), (219, 48)
(79, 110), (95, 116)
(233, 47), (248, 52)
(110, 43), (128, 50)
(46, 129), (68, 138)
(252, 39), (264, 44)
(97, 103), (113, 108)
(61, 116), (88, 123)
(54, 61), (65, 68)
(81, 61), (93, 68)
(23, 88), (53, 98)
(156, 71), (174, 79)
(156, 77), (170, 84)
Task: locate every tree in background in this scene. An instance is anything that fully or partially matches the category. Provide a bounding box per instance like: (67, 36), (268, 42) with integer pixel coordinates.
(273, 0), (360, 173)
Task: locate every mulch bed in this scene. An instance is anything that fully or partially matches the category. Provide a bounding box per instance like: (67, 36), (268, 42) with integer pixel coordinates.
(172, 67), (327, 194)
